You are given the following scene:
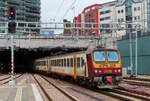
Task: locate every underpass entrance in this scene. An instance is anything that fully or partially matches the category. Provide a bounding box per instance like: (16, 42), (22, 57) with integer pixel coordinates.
(0, 48), (85, 73)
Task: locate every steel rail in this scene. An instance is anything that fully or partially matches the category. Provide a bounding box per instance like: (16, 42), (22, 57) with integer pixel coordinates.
(32, 74), (52, 101)
(112, 88), (150, 100)
(2, 74), (23, 84)
(40, 75), (78, 101)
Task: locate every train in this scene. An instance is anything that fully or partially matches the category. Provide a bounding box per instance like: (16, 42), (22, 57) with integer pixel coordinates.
(33, 48), (122, 88)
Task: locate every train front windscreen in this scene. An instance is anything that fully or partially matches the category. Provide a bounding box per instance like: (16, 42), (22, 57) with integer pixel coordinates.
(93, 51), (119, 62)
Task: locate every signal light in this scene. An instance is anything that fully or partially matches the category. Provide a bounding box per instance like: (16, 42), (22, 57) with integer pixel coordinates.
(8, 7), (15, 20)
(10, 12), (14, 15)
(8, 22), (16, 33)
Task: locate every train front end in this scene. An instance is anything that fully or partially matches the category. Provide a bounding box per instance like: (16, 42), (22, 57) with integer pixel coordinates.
(89, 49), (122, 88)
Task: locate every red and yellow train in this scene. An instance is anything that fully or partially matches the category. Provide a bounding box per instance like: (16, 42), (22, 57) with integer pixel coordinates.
(34, 48), (122, 88)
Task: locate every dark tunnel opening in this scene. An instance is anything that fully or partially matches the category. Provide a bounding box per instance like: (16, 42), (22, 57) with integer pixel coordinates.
(0, 48), (86, 74)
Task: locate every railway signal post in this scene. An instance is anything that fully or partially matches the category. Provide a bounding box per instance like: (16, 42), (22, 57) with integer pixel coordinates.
(8, 7), (16, 85)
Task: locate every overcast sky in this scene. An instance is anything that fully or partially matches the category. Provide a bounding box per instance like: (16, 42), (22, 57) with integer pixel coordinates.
(41, 0), (115, 22)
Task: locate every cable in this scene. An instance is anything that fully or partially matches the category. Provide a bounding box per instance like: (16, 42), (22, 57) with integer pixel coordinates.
(54, 0), (65, 20)
(59, 0), (76, 22)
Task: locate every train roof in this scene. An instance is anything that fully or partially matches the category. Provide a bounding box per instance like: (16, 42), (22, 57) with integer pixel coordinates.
(47, 48), (118, 58)
(35, 48), (119, 61)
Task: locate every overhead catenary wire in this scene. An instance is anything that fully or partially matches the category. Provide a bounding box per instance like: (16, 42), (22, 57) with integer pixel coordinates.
(59, 0), (76, 22)
(54, 0), (65, 20)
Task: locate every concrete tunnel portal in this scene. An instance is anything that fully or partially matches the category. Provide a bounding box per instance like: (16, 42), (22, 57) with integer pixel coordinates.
(0, 47), (86, 73)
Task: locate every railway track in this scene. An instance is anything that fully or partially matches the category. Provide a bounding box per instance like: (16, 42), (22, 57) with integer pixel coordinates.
(0, 74), (23, 85)
(93, 88), (150, 101)
(124, 77), (150, 82)
(122, 79), (150, 88)
(34, 74), (150, 101)
(39, 74), (148, 101)
(46, 75), (147, 101)
(2, 74), (23, 84)
(0, 75), (10, 81)
(119, 79), (150, 97)
(33, 74), (78, 101)
(112, 88), (150, 100)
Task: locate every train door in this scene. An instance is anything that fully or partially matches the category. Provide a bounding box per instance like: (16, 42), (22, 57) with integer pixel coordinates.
(73, 56), (77, 79)
(83, 55), (87, 77)
(77, 55), (85, 77)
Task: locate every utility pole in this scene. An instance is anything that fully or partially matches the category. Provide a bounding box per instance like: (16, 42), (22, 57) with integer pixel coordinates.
(135, 24), (140, 76)
(129, 31), (133, 75)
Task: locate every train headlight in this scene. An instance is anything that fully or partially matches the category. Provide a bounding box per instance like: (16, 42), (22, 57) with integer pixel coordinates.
(95, 70), (98, 74)
(118, 69), (121, 73)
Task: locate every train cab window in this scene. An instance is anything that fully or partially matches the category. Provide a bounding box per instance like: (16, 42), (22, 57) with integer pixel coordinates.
(107, 51), (119, 62)
(93, 51), (106, 62)
(64, 59), (66, 67)
(67, 59), (70, 67)
(70, 58), (73, 67)
(77, 58), (80, 68)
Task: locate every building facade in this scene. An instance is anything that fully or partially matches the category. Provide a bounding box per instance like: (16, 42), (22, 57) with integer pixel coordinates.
(73, 0), (149, 37)
(73, 14), (82, 35)
(0, 0), (41, 35)
(99, 1), (117, 35)
(83, 4), (102, 36)
(116, 0), (147, 37)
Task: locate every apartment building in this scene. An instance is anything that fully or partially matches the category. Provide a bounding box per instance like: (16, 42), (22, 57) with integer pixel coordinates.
(0, 0), (41, 35)
(73, 0), (149, 37)
(99, 1), (117, 35)
(83, 4), (102, 36)
(73, 4), (102, 36)
(73, 2), (117, 36)
(73, 14), (82, 35)
(116, 0), (147, 37)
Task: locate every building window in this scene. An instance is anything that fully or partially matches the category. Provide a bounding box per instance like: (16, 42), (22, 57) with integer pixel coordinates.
(126, 16), (132, 21)
(100, 17), (110, 21)
(134, 16), (137, 21)
(100, 10), (111, 15)
(89, 19), (95, 23)
(138, 16), (140, 20)
(134, 7), (136, 11)
(89, 13), (95, 17)
(134, 7), (140, 11)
